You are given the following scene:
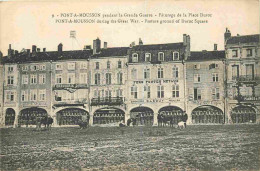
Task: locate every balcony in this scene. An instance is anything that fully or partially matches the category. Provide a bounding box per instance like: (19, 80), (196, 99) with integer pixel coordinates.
(234, 95), (260, 102)
(232, 75), (259, 85)
(91, 97), (124, 106)
(53, 84), (88, 90)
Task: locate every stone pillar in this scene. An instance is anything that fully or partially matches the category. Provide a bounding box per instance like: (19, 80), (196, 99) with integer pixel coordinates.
(153, 112), (158, 126)
(13, 108), (19, 128)
(125, 112), (130, 124)
(89, 114), (94, 126)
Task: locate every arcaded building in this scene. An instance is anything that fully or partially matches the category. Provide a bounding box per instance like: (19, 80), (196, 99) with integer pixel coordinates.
(0, 30), (259, 127)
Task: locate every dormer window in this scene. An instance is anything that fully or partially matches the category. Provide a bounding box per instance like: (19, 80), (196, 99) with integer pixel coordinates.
(194, 64), (200, 70)
(107, 61), (111, 69)
(132, 53), (138, 62)
(145, 53), (151, 62)
(246, 49), (252, 57)
(173, 52), (179, 60)
(95, 62), (100, 69)
(158, 52), (164, 61)
(232, 50), (238, 57)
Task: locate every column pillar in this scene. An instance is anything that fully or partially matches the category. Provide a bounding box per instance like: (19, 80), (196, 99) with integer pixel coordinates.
(153, 112), (158, 126)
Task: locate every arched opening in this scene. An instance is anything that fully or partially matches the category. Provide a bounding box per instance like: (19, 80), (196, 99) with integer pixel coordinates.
(5, 108), (15, 126)
(19, 108), (47, 126)
(158, 106), (184, 124)
(191, 105), (224, 124)
(56, 108), (89, 125)
(130, 107), (154, 126)
(93, 107), (125, 125)
(231, 106), (256, 123)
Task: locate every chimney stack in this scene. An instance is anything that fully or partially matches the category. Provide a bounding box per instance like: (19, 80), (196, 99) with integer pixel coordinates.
(93, 38), (101, 54)
(183, 34), (191, 60)
(43, 48), (46, 52)
(26, 49), (31, 58)
(214, 44), (218, 51)
(37, 48), (40, 52)
(8, 44), (12, 58)
(224, 28), (231, 43)
(139, 38), (143, 45)
(104, 42), (107, 49)
(32, 45), (37, 53)
(58, 43), (63, 55)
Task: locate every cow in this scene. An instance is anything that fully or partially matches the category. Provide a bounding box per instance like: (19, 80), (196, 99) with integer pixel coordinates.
(36, 116), (53, 130)
(176, 121), (186, 129)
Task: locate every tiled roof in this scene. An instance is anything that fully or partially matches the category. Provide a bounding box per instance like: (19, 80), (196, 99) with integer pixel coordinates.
(226, 34), (259, 44)
(92, 47), (129, 58)
(188, 51), (225, 61)
(132, 42), (184, 51)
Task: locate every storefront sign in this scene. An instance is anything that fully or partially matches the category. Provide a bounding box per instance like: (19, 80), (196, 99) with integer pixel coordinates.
(53, 84), (88, 90)
(133, 79), (178, 84)
(22, 102), (47, 107)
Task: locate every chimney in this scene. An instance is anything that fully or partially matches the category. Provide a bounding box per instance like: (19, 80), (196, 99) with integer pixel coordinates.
(58, 43), (63, 55)
(183, 34), (190, 60)
(37, 48), (40, 52)
(93, 37), (101, 54)
(15, 50), (19, 55)
(8, 44), (12, 58)
(183, 34), (187, 46)
(237, 34), (240, 36)
(32, 45), (37, 53)
(224, 28), (231, 43)
(43, 48), (46, 52)
(139, 38), (143, 45)
(104, 42), (107, 49)
(26, 49), (31, 58)
(131, 41), (135, 47)
(214, 44), (218, 51)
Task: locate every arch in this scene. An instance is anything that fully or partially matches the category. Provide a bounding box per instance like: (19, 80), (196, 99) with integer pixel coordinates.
(191, 105), (224, 124)
(130, 106), (154, 126)
(158, 106), (185, 125)
(5, 108), (15, 126)
(231, 105), (256, 124)
(93, 107), (125, 125)
(56, 108), (89, 126)
(19, 107), (48, 126)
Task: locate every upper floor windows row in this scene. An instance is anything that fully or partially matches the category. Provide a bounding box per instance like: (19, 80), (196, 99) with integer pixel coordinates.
(132, 52), (180, 62)
(21, 74), (46, 85)
(55, 62), (88, 70)
(95, 61), (123, 70)
(231, 48), (254, 58)
(193, 63), (219, 70)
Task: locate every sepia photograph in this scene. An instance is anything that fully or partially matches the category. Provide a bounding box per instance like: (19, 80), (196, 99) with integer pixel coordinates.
(0, 0), (259, 170)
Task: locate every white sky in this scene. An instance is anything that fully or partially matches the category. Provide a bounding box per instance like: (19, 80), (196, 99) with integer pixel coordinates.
(0, 0), (259, 56)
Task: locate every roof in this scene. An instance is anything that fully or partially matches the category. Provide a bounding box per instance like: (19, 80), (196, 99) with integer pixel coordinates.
(226, 34), (259, 44)
(188, 51), (225, 61)
(92, 47), (129, 58)
(132, 42), (184, 51)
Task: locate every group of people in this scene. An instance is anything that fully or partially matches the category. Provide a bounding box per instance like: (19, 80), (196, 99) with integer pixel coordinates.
(157, 111), (188, 127)
(93, 113), (125, 124)
(130, 112), (154, 126)
(18, 112), (47, 126)
(231, 111), (256, 123)
(191, 110), (224, 124)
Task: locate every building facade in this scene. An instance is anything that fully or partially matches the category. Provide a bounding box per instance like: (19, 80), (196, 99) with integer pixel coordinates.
(0, 30), (259, 127)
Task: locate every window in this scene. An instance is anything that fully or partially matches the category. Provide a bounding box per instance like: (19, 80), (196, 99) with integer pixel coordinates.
(144, 68), (150, 79)
(80, 62), (88, 69)
(232, 65), (239, 80)
(212, 88), (220, 100)
(246, 49), (253, 57)
(106, 73), (111, 85)
(118, 61), (122, 68)
(194, 88), (201, 100)
(172, 66), (178, 78)
(56, 64), (63, 70)
(55, 91), (62, 101)
(132, 53), (138, 62)
(30, 89), (37, 101)
(22, 75), (28, 84)
(145, 53), (151, 62)
(194, 74), (201, 83)
(31, 65), (38, 71)
(80, 73), (88, 84)
(245, 64), (254, 79)
(39, 89), (46, 101)
(105, 90), (112, 98)
(232, 50), (238, 57)
(21, 90), (28, 102)
(6, 91), (15, 102)
(39, 65), (46, 71)
(30, 75), (37, 84)
(158, 68), (164, 79)
(67, 73), (75, 84)
(213, 73), (219, 82)
(95, 62), (100, 69)
(8, 66), (13, 72)
(7, 76), (14, 85)
(158, 52), (164, 61)
(95, 73), (101, 85)
(116, 89), (123, 97)
(173, 52), (179, 60)
(194, 64), (200, 69)
(68, 63), (75, 70)
(131, 86), (138, 99)
(131, 68), (137, 79)
(56, 74), (62, 84)
(157, 85), (164, 98)
(22, 66), (28, 71)
(107, 61), (111, 69)
(117, 72), (123, 84)
(144, 86), (151, 98)
(39, 74), (46, 84)
(172, 85), (179, 98)
(209, 63), (219, 69)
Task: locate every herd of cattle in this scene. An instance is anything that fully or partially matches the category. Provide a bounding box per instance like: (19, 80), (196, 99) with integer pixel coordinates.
(19, 112), (188, 130)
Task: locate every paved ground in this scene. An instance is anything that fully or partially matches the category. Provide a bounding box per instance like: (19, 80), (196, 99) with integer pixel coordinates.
(1, 124), (260, 170)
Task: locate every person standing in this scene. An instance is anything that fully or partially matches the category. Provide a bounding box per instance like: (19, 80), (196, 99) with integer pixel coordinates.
(182, 111), (188, 128)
